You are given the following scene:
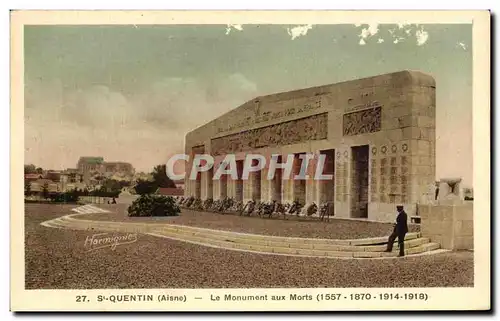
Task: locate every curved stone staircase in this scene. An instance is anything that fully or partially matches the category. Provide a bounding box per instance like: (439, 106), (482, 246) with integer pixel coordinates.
(41, 211), (443, 259)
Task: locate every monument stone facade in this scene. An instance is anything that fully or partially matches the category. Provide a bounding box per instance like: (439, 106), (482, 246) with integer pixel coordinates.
(184, 70), (436, 221)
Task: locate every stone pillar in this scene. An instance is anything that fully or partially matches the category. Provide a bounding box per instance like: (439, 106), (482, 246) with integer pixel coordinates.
(407, 79), (436, 207)
(268, 155), (283, 203)
(184, 172), (190, 197)
(280, 154), (295, 203)
(369, 146), (378, 204)
(212, 175), (220, 199)
(292, 153), (306, 204)
(189, 145), (205, 199)
(216, 175), (227, 199)
(226, 175), (235, 199)
(252, 161), (262, 201)
(334, 148), (350, 218)
(263, 154), (285, 203)
(200, 171), (208, 200)
(235, 160), (243, 202)
(201, 167), (214, 200)
(194, 172), (201, 199)
(305, 154), (318, 205)
(261, 160), (271, 202)
(243, 159), (262, 202)
(243, 172), (252, 202)
(317, 149), (335, 205)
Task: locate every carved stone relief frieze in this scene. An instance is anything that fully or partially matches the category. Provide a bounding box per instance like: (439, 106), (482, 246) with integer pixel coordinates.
(211, 113), (328, 156)
(343, 106), (382, 136)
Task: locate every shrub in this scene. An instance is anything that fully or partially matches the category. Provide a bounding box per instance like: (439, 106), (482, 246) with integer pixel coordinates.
(128, 194), (181, 217)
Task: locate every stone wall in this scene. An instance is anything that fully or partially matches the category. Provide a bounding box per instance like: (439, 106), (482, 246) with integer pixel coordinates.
(419, 202), (474, 250)
(79, 196), (113, 204)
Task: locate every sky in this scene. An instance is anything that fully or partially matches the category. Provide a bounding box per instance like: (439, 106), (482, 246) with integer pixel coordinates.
(24, 23), (473, 186)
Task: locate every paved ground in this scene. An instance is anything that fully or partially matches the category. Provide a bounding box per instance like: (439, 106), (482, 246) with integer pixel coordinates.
(25, 203), (473, 289)
(79, 204), (420, 239)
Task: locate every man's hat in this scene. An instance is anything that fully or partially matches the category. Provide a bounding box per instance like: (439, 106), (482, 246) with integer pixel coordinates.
(396, 205), (404, 211)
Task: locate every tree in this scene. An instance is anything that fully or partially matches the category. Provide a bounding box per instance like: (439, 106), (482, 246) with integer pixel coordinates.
(152, 165), (176, 188)
(24, 164), (36, 174)
(67, 189), (79, 202)
(134, 179), (157, 195)
(42, 182), (49, 200)
(35, 167), (43, 174)
(132, 165), (177, 196)
(102, 179), (122, 194)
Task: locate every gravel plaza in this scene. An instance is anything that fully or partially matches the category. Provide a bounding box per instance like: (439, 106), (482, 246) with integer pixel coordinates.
(25, 203), (473, 289)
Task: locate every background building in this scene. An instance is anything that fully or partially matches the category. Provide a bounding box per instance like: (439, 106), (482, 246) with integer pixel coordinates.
(77, 156), (104, 184)
(102, 162), (135, 176)
(76, 156), (135, 184)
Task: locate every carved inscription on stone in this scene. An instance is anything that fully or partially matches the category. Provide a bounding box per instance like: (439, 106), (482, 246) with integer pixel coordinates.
(343, 106), (382, 136)
(211, 113), (328, 156)
(216, 98), (323, 134)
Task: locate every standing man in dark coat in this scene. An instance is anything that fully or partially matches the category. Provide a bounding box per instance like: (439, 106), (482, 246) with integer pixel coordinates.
(384, 205), (409, 257)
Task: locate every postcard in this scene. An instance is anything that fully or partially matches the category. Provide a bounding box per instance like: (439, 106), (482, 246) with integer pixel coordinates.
(11, 10), (490, 312)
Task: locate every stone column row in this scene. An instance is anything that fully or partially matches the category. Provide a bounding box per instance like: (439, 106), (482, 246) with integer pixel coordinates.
(194, 151), (341, 205)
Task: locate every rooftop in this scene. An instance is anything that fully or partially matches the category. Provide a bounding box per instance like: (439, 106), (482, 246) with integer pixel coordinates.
(78, 157), (104, 164)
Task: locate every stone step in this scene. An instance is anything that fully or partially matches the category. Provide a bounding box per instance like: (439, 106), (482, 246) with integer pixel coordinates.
(155, 227), (422, 252)
(155, 224), (420, 246)
(42, 219), (94, 231)
(150, 229), (440, 258)
(51, 216), (423, 249)
(362, 237), (431, 252)
(61, 216), (160, 231)
(40, 220), (66, 229)
(56, 219), (153, 234)
(408, 241), (440, 253)
(42, 216), (435, 258)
